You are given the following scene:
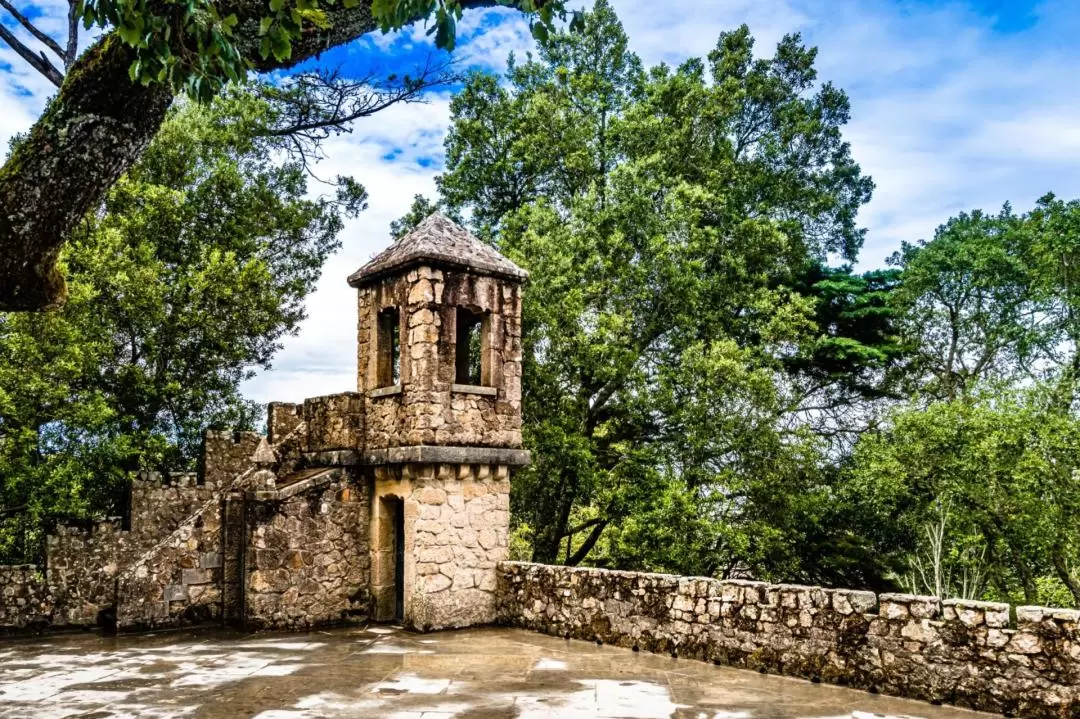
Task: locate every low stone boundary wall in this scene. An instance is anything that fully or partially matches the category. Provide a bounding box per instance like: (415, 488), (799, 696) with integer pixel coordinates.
(497, 562), (1080, 718)
(115, 497), (225, 631)
(0, 565), (50, 631)
(0, 472), (224, 633)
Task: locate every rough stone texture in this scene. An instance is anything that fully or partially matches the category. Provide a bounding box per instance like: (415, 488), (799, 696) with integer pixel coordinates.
(0, 565), (50, 631)
(114, 495), (225, 630)
(0, 471), (228, 631)
(111, 422), (312, 631)
(497, 562), (1080, 719)
(371, 463), (510, 631)
(108, 471), (234, 631)
(304, 392), (363, 452)
(44, 519), (131, 626)
(267, 402), (304, 444)
(244, 473), (370, 630)
(362, 445), (531, 466)
(202, 431), (263, 487)
(357, 265), (523, 450)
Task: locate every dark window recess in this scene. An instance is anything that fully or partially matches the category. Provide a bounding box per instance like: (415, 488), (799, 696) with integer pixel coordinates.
(456, 308), (487, 385)
(393, 496), (405, 622)
(377, 307), (400, 387)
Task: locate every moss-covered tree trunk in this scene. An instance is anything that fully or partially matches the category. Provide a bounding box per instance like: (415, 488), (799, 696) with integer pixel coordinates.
(0, 34), (172, 310)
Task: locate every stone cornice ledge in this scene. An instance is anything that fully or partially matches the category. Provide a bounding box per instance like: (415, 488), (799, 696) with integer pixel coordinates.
(365, 446), (531, 466)
(302, 446), (531, 467)
(451, 384), (497, 396)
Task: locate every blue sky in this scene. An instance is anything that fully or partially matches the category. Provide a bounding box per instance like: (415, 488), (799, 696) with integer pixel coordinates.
(3, 0), (1080, 403)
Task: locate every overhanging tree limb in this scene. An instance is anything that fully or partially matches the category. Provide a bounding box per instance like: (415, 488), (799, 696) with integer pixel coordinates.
(0, 22), (65, 86)
(0, 0), (66, 59)
(0, 0), (543, 312)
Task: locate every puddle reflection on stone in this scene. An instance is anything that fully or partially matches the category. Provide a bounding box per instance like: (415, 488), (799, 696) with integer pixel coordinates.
(0, 626), (995, 718)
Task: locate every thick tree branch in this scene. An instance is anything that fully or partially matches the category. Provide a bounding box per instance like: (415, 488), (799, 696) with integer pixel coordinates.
(0, 0), (67, 61)
(65, 0), (79, 67)
(0, 0), (521, 311)
(559, 516), (604, 539)
(567, 518), (608, 565)
(0, 22), (64, 86)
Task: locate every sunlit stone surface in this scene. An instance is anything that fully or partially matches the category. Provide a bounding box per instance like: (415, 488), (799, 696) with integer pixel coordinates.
(0, 626), (993, 718)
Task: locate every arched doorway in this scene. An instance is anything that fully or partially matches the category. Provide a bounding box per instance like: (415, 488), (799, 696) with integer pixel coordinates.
(373, 494), (405, 623)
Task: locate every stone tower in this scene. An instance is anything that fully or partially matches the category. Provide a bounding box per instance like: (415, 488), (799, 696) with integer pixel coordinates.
(348, 213), (530, 629)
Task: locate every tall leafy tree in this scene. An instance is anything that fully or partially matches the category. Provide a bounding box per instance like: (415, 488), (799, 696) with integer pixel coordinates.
(847, 389), (1080, 606)
(890, 208), (1037, 401)
(401, 1), (898, 584)
(0, 88), (364, 563)
(1023, 194), (1080, 405)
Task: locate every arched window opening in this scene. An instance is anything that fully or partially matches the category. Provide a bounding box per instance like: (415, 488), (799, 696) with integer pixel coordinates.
(455, 308), (489, 386)
(377, 307), (400, 387)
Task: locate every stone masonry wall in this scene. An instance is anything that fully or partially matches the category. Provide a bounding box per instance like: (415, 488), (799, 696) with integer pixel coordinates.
(114, 497), (225, 630)
(498, 562), (1080, 719)
(304, 393), (363, 452)
(112, 432), (280, 631)
(44, 519), (131, 626)
(202, 431), (263, 486)
(0, 565), (50, 631)
(0, 471), (226, 632)
(358, 266), (523, 450)
(244, 475), (370, 630)
(373, 463), (510, 631)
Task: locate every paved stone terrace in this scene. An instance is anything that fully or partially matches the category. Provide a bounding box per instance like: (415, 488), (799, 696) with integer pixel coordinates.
(0, 626), (996, 718)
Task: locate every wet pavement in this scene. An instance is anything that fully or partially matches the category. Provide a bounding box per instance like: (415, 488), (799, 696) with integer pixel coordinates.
(0, 625), (996, 718)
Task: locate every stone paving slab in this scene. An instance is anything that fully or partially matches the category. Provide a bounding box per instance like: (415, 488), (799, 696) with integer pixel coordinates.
(0, 626), (997, 718)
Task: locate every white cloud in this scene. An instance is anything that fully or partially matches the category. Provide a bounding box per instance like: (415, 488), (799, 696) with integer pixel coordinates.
(241, 94), (453, 404)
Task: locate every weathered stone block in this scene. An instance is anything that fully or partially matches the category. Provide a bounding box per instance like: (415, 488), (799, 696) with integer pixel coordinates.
(164, 585), (188, 602)
(182, 568), (212, 585)
(199, 552), (222, 569)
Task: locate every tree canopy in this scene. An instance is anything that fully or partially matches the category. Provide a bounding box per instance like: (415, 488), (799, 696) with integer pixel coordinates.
(398, 0), (903, 585)
(0, 0), (571, 311)
(0, 87), (361, 563)
(387, 1), (1080, 607)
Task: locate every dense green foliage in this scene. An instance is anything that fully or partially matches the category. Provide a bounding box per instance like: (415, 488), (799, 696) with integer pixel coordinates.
(396, 0), (1080, 606)
(78, 0), (574, 100)
(408, 1), (903, 586)
(847, 389), (1080, 606)
(0, 88), (363, 563)
(858, 195), (1080, 606)
(5, 0), (1079, 610)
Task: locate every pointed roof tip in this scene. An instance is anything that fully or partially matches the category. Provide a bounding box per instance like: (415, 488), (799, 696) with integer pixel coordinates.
(347, 211), (528, 288)
(251, 437), (277, 466)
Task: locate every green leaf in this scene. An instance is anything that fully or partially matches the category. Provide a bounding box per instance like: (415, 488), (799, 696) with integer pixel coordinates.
(530, 21), (548, 44)
(270, 31), (292, 61)
(434, 13), (455, 50)
(117, 23), (142, 46)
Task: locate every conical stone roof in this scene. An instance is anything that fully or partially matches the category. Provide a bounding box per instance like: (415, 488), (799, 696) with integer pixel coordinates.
(347, 213), (528, 288)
